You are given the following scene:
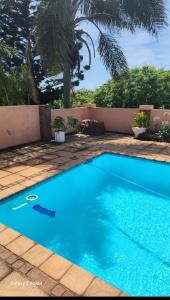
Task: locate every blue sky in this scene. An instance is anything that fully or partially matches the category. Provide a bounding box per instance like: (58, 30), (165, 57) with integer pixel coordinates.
(78, 0), (170, 91)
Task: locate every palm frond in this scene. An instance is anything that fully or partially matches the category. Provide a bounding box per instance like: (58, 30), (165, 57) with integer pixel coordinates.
(78, 36), (92, 67)
(98, 33), (128, 77)
(121, 0), (166, 34)
(79, 0), (166, 35)
(75, 29), (95, 57)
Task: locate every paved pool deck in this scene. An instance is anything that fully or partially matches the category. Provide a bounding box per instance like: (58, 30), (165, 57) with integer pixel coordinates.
(0, 133), (169, 296)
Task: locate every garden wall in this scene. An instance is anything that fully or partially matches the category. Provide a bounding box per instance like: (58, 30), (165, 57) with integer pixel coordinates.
(0, 106), (40, 150)
(90, 107), (139, 134)
(150, 109), (170, 130)
(1, 105), (170, 150)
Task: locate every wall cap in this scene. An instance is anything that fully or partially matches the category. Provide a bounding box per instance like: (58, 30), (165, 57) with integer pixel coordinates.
(83, 103), (96, 108)
(139, 105), (154, 110)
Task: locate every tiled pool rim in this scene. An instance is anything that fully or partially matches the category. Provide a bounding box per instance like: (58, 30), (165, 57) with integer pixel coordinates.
(0, 133), (170, 296)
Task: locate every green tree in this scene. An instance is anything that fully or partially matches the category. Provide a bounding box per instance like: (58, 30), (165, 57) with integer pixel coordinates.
(93, 66), (170, 109)
(35, 0), (166, 108)
(0, 43), (31, 105)
(0, 0), (65, 105)
(72, 89), (94, 107)
(0, 0), (41, 104)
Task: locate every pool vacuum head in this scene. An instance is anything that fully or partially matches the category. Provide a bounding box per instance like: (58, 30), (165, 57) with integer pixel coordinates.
(33, 204), (56, 218)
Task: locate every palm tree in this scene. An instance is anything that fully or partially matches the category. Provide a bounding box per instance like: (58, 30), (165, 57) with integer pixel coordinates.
(35, 0), (166, 108)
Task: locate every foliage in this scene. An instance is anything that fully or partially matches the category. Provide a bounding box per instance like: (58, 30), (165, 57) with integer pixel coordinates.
(132, 111), (150, 128)
(0, 43), (31, 105)
(67, 116), (80, 132)
(51, 89), (94, 108)
(72, 89), (94, 107)
(0, 0), (63, 104)
(35, 0), (166, 107)
(92, 66), (170, 109)
(51, 99), (64, 109)
(0, 43), (16, 70)
(156, 125), (170, 141)
(51, 116), (66, 131)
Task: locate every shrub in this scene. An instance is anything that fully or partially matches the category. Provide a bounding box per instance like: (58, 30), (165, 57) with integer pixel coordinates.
(67, 116), (80, 133)
(156, 125), (170, 141)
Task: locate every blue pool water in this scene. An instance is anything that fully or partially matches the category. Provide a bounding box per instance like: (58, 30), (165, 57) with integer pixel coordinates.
(0, 153), (170, 296)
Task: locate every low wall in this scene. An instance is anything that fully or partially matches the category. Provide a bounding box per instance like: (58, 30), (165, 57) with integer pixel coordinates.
(150, 109), (170, 130)
(90, 108), (139, 134)
(0, 106), (40, 150)
(56, 106), (170, 134)
(1, 105), (170, 150)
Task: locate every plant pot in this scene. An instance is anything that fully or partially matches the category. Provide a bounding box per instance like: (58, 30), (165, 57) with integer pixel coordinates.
(55, 131), (65, 143)
(132, 127), (147, 138)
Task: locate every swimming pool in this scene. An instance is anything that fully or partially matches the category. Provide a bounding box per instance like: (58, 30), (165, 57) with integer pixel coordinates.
(0, 153), (170, 296)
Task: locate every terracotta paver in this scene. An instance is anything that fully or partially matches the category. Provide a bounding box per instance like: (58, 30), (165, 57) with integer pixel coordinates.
(6, 254), (18, 265)
(22, 245), (53, 267)
(0, 170), (11, 179)
(31, 173), (52, 183)
(10, 183), (25, 193)
(0, 249), (13, 260)
(56, 151), (78, 159)
(17, 167), (44, 177)
(25, 158), (46, 166)
(0, 271), (47, 296)
(0, 260), (11, 280)
(0, 174), (24, 186)
(0, 224), (6, 232)
(60, 265), (94, 295)
(0, 184), (24, 200)
(51, 157), (70, 165)
(51, 284), (66, 296)
(5, 164), (30, 174)
(20, 179), (36, 187)
(12, 259), (25, 270)
(84, 278), (121, 296)
(0, 228), (20, 246)
(63, 290), (75, 297)
(27, 268), (57, 293)
(6, 236), (35, 256)
(41, 154), (58, 161)
(40, 254), (72, 280)
(34, 162), (57, 171)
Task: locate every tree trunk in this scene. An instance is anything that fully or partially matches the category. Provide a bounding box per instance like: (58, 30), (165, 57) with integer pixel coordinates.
(25, 40), (39, 105)
(63, 64), (71, 108)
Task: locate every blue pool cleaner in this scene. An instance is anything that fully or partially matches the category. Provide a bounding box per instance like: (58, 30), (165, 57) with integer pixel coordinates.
(33, 205), (56, 218)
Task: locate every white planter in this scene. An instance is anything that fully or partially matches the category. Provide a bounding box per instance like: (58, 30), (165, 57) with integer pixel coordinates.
(55, 131), (65, 143)
(132, 127), (146, 138)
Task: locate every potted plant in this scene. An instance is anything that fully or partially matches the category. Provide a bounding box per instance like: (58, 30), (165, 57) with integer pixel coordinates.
(51, 116), (66, 143)
(67, 116), (80, 133)
(132, 111), (150, 138)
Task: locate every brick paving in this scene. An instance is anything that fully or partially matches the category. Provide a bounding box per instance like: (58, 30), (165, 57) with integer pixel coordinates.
(0, 133), (170, 296)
